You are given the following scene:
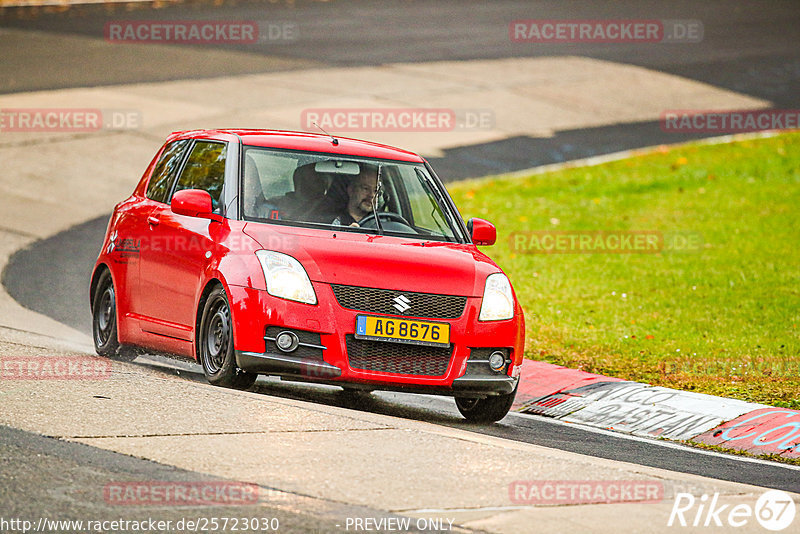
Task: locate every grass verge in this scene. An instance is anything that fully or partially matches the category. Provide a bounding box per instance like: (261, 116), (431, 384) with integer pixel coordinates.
(447, 132), (800, 408)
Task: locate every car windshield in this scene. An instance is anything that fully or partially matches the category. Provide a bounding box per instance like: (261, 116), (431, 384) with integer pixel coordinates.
(240, 146), (466, 242)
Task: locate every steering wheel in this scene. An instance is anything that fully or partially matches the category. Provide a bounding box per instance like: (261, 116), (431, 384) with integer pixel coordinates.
(358, 211), (414, 230)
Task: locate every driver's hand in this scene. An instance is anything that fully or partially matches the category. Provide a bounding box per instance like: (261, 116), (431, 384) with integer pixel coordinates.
(349, 222), (360, 227)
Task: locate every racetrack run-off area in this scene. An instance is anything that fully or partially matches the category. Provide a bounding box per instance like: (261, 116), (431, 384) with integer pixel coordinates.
(2, 2), (800, 531)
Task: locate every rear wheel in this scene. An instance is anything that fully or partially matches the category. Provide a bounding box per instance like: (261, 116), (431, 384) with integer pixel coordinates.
(455, 386), (517, 423)
(198, 286), (257, 390)
(92, 270), (137, 361)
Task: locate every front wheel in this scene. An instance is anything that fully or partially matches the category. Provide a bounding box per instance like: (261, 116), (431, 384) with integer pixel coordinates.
(198, 286), (257, 390)
(455, 386), (517, 423)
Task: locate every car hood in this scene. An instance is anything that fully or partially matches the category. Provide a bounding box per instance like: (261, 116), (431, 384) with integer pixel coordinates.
(243, 224), (501, 297)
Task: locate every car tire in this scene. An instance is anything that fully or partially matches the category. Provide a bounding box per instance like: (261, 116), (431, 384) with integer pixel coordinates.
(455, 386), (517, 423)
(92, 270), (137, 362)
(198, 286), (257, 390)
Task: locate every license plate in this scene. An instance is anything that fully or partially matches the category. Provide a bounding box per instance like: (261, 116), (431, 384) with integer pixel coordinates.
(355, 315), (450, 348)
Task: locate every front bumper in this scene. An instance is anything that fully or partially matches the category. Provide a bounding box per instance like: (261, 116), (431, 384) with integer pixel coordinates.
(236, 350), (342, 379)
(451, 375), (518, 396)
(235, 348), (518, 397)
(228, 283), (524, 397)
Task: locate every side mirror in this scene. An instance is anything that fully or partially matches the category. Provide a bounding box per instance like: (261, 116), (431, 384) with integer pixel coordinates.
(171, 189), (221, 221)
(467, 217), (496, 246)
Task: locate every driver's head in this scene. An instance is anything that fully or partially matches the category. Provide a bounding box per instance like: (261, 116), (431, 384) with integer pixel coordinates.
(346, 164), (378, 220)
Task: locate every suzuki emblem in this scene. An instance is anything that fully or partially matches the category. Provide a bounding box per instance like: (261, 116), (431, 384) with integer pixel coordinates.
(392, 295), (411, 313)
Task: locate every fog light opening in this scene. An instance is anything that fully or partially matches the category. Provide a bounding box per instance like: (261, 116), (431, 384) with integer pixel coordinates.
(275, 331), (299, 352)
(489, 351), (506, 372)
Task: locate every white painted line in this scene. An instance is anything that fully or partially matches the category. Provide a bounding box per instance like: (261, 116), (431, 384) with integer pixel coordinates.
(508, 411), (800, 472)
(469, 130), (784, 183)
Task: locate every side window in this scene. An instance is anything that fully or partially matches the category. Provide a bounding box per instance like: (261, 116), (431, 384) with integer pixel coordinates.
(402, 166), (455, 239)
(243, 148), (298, 199)
(146, 139), (190, 203)
(172, 141), (227, 211)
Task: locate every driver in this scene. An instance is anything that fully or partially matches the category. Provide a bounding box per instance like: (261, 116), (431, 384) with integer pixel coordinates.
(331, 164), (378, 227)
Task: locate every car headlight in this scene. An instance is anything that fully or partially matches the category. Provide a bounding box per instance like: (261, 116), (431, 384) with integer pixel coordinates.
(479, 273), (514, 321)
(255, 250), (317, 305)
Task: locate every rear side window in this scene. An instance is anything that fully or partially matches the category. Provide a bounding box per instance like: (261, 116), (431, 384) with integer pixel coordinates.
(146, 139), (190, 203)
(172, 141), (227, 211)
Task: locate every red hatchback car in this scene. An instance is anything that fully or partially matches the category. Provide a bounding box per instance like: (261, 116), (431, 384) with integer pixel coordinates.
(91, 129), (525, 422)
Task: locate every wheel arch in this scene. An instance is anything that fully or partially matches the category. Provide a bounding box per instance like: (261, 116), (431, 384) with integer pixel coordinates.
(194, 277), (226, 360)
(89, 262), (112, 314)
(89, 262), (137, 360)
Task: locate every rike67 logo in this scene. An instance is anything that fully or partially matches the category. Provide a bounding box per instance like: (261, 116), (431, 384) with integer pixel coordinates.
(668, 490), (796, 531)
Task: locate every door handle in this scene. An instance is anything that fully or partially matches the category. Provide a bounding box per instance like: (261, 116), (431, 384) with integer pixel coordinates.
(147, 216), (160, 226)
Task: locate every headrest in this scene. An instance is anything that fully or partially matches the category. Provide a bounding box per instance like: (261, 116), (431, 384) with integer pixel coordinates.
(244, 154), (262, 197)
(292, 164), (327, 198)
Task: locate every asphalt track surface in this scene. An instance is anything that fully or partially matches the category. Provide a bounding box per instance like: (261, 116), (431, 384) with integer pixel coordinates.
(3, 0), (800, 104)
(182, 363), (800, 494)
(3, 0), (800, 509)
(0, 424), (397, 532)
(5, 198), (800, 492)
(2, 0), (799, 177)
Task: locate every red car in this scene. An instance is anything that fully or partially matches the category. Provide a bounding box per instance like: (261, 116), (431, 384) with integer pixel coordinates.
(90, 129), (525, 422)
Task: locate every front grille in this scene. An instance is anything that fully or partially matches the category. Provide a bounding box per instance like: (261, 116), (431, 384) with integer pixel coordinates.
(331, 284), (467, 319)
(345, 335), (452, 376)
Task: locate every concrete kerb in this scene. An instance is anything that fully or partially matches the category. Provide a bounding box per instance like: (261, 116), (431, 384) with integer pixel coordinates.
(513, 361), (800, 461)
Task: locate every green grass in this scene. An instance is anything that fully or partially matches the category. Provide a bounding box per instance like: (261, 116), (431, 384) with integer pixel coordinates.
(684, 440), (800, 467)
(447, 133), (800, 408)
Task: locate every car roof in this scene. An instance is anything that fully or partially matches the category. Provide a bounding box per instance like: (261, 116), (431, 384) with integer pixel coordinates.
(168, 129), (425, 163)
